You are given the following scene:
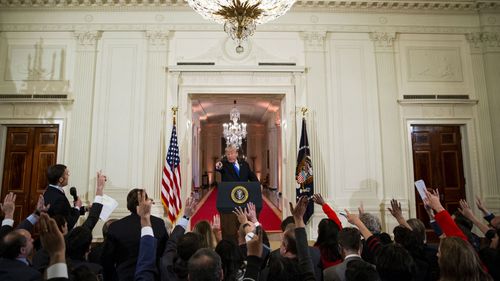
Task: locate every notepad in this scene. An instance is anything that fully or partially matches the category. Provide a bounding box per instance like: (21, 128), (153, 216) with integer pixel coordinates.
(414, 180), (427, 201)
(99, 194), (119, 221)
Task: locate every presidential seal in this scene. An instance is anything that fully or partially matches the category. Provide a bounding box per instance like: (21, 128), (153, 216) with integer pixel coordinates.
(231, 185), (249, 204)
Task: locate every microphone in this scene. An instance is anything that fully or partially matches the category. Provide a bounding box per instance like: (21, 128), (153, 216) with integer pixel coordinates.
(69, 186), (78, 202)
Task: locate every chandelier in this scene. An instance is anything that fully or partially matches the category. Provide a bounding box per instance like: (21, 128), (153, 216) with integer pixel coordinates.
(186, 0), (296, 52)
(223, 100), (247, 149)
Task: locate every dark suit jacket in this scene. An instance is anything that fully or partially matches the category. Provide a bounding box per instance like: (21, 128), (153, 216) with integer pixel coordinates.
(160, 224), (186, 281)
(217, 159), (258, 182)
(266, 246), (322, 281)
(135, 235), (158, 281)
(323, 255), (363, 281)
(0, 258), (42, 281)
(0, 216), (38, 240)
(101, 213), (168, 281)
(43, 186), (80, 230)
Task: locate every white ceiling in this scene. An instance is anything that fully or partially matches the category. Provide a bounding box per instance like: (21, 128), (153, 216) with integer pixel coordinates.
(191, 94), (283, 124)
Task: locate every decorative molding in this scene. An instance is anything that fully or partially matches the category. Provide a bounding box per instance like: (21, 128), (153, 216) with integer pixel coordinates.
(1, 0), (499, 13)
(300, 31), (327, 52)
(369, 32), (397, 49)
(74, 30), (101, 50)
(0, 23), (483, 35)
(466, 31), (500, 53)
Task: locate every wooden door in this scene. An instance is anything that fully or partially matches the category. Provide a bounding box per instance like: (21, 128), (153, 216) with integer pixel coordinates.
(411, 125), (466, 240)
(1, 126), (58, 223)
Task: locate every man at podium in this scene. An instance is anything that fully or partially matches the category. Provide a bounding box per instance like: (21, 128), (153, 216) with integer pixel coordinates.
(215, 144), (260, 241)
(215, 144), (259, 182)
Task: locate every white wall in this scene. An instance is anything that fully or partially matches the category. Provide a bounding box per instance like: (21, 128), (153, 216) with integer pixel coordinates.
(0, 6), (499, 238)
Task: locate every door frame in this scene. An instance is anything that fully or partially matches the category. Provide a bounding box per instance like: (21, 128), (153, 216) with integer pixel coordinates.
(166, 67), (305, 217)
(404, 118), (480, 219)
(0, 119), (66, 194)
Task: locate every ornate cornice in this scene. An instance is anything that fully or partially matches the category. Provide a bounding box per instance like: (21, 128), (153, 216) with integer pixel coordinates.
(0, 0), (499, 13)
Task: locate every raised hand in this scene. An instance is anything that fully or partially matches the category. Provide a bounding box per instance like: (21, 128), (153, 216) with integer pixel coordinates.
(458, 199), (474, 220)
(1, 192), (16, 219)
(289, 196), (308, 228)
(39, 213), (66, 265)
(212, 214), (221, 231)
(246, 225), (263, 258)
(136, 191), (152, 227)
(344, 208), (360, 226)
(215, 161), (223, 170)
(184, 197), (197, 218)
(388, 199), (403, 219)
(475, 196), (490, 216)
(311, 193), (325, 206)
(232, 206), (248, 224)
(358, 201), (365, 215)
(424, 189), (444, 213)
(35, 194), (50, 214)
(212, 214), (222, 242)
(96, 170), (107, 196)
(245, 202), (258, 223)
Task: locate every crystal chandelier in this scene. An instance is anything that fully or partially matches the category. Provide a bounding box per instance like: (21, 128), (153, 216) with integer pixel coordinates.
(223, 100), (247, 149)
(186, 0), (296, 52)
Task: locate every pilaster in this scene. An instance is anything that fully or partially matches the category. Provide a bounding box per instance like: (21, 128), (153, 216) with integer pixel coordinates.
(67, 30), (101, 200)
(369, 32), (406, 230)
(143, 30), (169, 204)
(466, 31), (500, 211)
(300, 31), (328, 199)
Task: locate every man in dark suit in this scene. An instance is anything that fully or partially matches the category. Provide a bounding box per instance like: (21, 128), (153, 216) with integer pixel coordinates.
(43, 164), (84, 230)
(215, 144), (259, 182)
(324, 227), (368, 281)
(0, 229), (42, 281)
(101, 188), (168, 281)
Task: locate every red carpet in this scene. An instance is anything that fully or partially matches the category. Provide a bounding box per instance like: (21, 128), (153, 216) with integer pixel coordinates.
(190, 188), (282, 232)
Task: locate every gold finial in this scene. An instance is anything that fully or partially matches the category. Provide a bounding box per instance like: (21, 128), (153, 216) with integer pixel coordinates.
(300, 107), (308, 117)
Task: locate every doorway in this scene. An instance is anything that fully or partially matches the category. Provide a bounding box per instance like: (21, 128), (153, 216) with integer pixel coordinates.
(411, 125), (466, 240)
(1, 126), (59, 223)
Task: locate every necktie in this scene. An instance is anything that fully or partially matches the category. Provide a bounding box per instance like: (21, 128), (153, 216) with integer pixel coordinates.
(233, 163), (240, 176)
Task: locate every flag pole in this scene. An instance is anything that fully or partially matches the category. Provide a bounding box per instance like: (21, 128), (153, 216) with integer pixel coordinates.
(300, 107), (307, 192)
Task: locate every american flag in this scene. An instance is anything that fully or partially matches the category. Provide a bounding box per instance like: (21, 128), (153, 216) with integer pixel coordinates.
(161, 123), (182, 223)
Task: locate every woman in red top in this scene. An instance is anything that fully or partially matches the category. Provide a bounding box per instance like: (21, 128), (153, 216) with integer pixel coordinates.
(312, 193), (343, 269)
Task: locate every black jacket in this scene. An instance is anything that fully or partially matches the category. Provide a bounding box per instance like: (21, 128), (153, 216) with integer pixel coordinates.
(101, 213), (168, 281)
(217, 159), (259, 182)
(43, 186), (81, 230)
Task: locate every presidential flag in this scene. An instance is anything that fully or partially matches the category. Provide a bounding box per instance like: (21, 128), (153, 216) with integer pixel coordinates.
(161, 119), (182, 223)
(295, 117), (314, 223)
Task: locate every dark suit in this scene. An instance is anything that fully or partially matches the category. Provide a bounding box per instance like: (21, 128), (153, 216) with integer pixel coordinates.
(323, 255), (363, 281)
(160, 224), (186, 281)
(266, 247), (322, 281)
(135, 235), (158, 281)
(101, 213), (168, 281)
(43, 186), (80, 230)
(0, 258), (42, 281)
(217, 159), (258, 182)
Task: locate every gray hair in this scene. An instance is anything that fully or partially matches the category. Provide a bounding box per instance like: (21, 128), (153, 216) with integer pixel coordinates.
(359, 213), (382, 234)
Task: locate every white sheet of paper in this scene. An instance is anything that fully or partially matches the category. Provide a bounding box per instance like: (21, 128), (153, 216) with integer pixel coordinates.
(99, 194), (118, 221)
(414, 180), (427, 200)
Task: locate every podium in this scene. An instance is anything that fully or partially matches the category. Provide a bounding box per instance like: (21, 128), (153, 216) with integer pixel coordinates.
(216, 182), (262, 241)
